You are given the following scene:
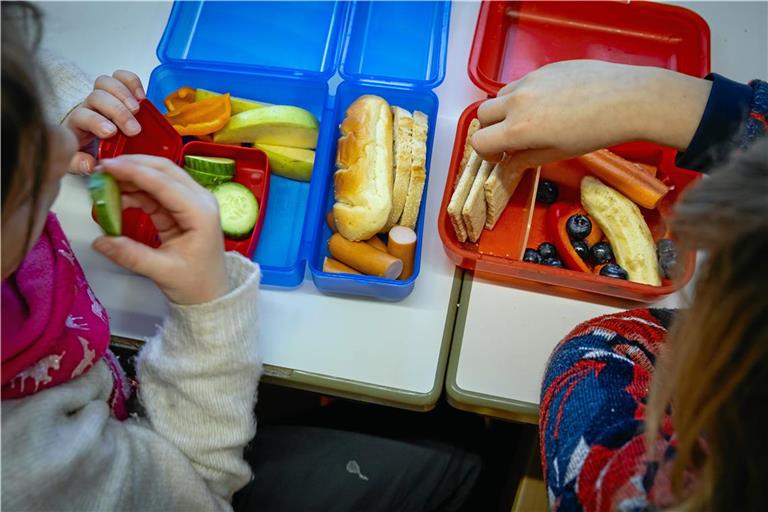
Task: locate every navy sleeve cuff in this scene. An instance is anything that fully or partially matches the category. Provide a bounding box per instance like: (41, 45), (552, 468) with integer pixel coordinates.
(676, 73), (754, 172)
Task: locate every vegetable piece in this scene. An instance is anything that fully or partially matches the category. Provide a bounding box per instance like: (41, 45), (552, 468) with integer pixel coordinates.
(581, 176), (661, 286)
(88, 173), (122, 236)
(184, 168), (232, 187)
(165, 94), (231, 136)
(210, 182), (259, 238)
(164, 86), (196, 112)
(576, 149), (669, 209)
(387, 226), (417, 280)
(546, 203), (591, 272)
(195, 88), (269, 114)
(323, 257), (361, 275)
(328, 233), (403, 279)
(184, 155), (236, 177)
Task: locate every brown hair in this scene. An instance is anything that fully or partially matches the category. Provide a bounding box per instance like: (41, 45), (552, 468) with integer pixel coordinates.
(1, 2), (50, 243)
(646, 139), (768, 511)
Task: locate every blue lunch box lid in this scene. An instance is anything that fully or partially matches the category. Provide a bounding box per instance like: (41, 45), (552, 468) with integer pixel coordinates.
(156, 1), (349, 80)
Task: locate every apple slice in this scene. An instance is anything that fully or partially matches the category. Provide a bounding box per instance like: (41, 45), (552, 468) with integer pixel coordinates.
(214, 105), (319, 149)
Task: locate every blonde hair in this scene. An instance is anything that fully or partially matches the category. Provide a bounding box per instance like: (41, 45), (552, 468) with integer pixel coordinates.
(646, 140), (768, 511)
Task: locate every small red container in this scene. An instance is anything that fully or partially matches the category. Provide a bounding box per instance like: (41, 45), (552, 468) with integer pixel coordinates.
(438, 1), (711, 302)
(97, 99), (270, 258)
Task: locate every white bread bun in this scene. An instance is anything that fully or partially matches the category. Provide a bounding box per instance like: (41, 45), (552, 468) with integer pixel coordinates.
(334, 95), (393, 241)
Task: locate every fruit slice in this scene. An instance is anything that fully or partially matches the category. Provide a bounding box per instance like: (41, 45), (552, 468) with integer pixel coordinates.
(195, 88), (269, 114)
(254, 143), (314, 182)
(211, 182), (259, 238)
(88, 173), (122, 236)
(184, 167), (232, 187)
(183, 155), (235, 177)
(213, 105), (319, 148)
(581, 176), (661, 286)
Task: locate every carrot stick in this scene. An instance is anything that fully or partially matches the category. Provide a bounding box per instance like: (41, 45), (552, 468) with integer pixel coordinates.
(635, 162), (658, 177)
(576, 149), (669, 209)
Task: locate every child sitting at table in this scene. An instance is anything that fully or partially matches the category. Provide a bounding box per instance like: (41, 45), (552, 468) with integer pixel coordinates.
(470, 58), (767, 510)
(2, 4), (481, 511)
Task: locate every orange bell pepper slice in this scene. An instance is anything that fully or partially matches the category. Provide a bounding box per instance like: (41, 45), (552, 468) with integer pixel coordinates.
(546, 202), (603, 273)
(164, 86), (197, 112)
(165, 93), (231, 136)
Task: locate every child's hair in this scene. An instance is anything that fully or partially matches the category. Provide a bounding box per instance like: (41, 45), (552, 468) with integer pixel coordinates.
(646, 139), (768, 510)
(1, 2), (50, 238)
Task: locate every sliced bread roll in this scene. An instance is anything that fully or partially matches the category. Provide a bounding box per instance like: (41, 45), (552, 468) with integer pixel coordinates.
(447, 151), (481, 242)
(484, 160), (526, 230)
(384, 106), (414, 231)
(334, 95), (393, 241)
(462, 160), (494, 243)
(399, 111), (428, 230)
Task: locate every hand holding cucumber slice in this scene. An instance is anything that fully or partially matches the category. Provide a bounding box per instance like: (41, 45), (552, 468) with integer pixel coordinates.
(211, 182), (259, 238)
(88, 173), (122, 236)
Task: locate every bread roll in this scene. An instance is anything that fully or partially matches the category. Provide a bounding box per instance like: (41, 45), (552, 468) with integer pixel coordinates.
(334, 95), (393, 241)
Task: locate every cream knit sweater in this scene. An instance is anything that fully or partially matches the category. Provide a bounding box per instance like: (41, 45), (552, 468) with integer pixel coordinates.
(2, 54), (263, 511)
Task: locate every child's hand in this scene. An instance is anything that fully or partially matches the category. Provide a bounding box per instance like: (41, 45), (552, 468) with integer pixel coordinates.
(64, 70), (146, 175)
(471, 60), (711, 168)
(91, 155), (229, 305)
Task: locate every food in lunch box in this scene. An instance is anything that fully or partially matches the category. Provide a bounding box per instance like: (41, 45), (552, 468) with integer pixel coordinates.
(183, 155), (236, 187)
(164, 86), (196, 112)
(254, 143), (315, 182)
(367, 235), (389, 253)
(590, 241), (614, 265)
(458, 118), (481, 183)
(576, 149), (669, 209)
(328, 233), (402, 279)
(399, 111), (428, 231)
(599, 263), (629, 280)
(448, 152), (481, 243)
(322, 257), (361, 275)
(88, 173), (122, 236)
(333, 95), (394, 241)
(547, 203), (601, 272)
(538, 242), (557, 261)
(165, 93), (232, 136)
(657, 238), (678, 279)
(523, 248), (541, 264)
(536, 180), (559, 204)
(484, 159), (526, 229)
(210, 182), (260, 238)
(542, 258), (564, 268)
(581, 176), (661, 286)
(214, 105), (319, 148)
(195, 88), (269, 114)
(566, 214), (592, 241)
(448, 148), (527, 242)
(571, 240), (589, 261)
(462, 160), (494, 243)
(386, 106), (414, 230)
(387, 226), (417, 281)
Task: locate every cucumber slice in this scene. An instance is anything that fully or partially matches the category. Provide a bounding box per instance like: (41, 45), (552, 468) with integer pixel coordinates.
(184, 155), (235, 177)
(184, 167), (233, 187)
(211, 182), (259, 238)
(88, 173), (122, 236)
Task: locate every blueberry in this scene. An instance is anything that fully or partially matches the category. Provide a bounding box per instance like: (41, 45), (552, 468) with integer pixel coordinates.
(538, 242), (558, 260)
(542, 258), (564, 268)
(657, 238), (678, 279)
(536, 180), (559, 204)
(590, 242), (614, 264)
(571, 240), (589, 261)
(566, 214), (592, 240)
(523, 248), (541, 264)
(600, 263), (629, 280)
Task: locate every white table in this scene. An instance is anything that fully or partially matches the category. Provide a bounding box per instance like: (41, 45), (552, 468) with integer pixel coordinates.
(447, 1), (768, 423)
(44, 1), (482, 410)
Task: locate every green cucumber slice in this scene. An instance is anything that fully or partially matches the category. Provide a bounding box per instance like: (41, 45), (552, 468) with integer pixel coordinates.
(211, 182), (259, 238)
(184, 167), (233, 187)
(88, 173), (122, 236)
(184, 155), (235, 178)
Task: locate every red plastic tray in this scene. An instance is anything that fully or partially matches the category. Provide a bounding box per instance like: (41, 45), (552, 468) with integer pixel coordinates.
(97, 99), (270, 258)
(438, 1), (710, 302)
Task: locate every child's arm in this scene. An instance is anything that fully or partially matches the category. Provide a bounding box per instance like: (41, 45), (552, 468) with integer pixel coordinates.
(539, 308), (675, 511)
(1, 253), (260, 510)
